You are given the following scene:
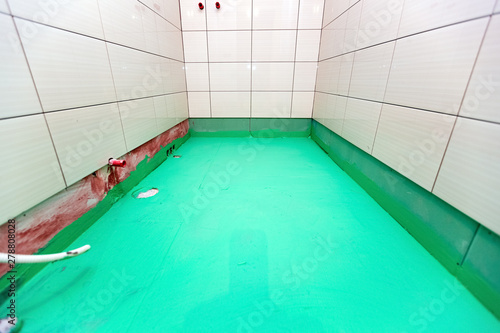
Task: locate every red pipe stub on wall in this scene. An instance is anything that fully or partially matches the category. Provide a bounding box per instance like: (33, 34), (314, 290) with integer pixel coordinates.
(215, 2), (220, 9)
(108, 158), (126, 167)
(198, 2), (204, 9)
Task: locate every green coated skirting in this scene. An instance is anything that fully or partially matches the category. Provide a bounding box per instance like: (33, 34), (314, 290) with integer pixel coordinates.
(189, 118), (312, 137)
(311, 120), (500, 320)
(4, 136), (499, 332)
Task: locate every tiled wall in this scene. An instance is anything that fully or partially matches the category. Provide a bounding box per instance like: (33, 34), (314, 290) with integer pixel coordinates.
(313, 0), (500, 235)
(180, 0), (324, 118)
(0, 0), (188, 224)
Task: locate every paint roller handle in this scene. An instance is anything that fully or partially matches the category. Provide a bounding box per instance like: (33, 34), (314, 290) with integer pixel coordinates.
(0, 245), (91, 264)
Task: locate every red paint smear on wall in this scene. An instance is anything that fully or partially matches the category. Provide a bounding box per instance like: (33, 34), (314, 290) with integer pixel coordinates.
(0, 120), (188, 277)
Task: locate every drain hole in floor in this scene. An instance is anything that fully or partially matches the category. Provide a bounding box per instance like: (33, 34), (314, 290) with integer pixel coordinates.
(133, 188), (159, 199)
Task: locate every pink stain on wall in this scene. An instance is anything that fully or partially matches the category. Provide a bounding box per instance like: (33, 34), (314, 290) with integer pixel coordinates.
(0, 120), (189, 278)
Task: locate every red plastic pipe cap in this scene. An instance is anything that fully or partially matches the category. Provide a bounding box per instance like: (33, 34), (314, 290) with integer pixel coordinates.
(108, 158), (126, 167)
(198, 2), (204, 9)
(215, 2), (220, 9)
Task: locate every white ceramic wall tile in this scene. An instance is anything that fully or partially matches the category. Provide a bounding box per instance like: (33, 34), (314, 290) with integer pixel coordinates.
(141, 0), (181, 29)
(342, 2), (363, 54)
(157, 16), (184, 61)
(107, 44), (164, 100)
(211, 92), (251, 117)
(210, 63), (251, 91)
(319, 13), (347, 60)
(459, 15), (500, 123)
(163, 59), (186, 93)
(252, 92), (292, 117)
(319, 3), (361, 59)
(292, 92), (315, 118)
(293, 62), (318, 91)
(315, 60), (337, 93)
(433, 118), (500, 235)
(332, 53), (354, 96)
(19, 20), (116, 112)
(312, 93), (347, 134)
(372, 105), (455, 191)
(142, 7), (161, 55)
(253, 0), (299, 29)
(298, 0), (325, 29)
(179, 0), (206, 30)
(162, 92), (188, 125)
(165, 0), (182, 29)
(46, 103), (127, 185)
(355, 0), (403, 49)
(143, 8), (183, 60)
(185, 63), (209, 91)
(0, 114), (66, 223)
(349, 41), (395, 101)
(152, 94), (168, 134)
(338, 54), (355, 96)
(385, 19), (488, 114)
(98, 0), (146, 50)
(119, 98), (158, 151)
(188, 92), (211, 117)
(398, 0), (496, 38)
(10, 0), (103, 39)
(316, 54), (353, 95)
(206, 0), (252, 30)
(183, 31), (208, 62)
(296, 30), (321, 61)
(139, 0), (162, 22)
(153, 94), (177, 133)
(171, 92), (189, 123)
(341, 98), (382, 153)
(326, 95), (348, 134)
(252, 63), (294, 91)
(252, 30), (297, 61)
(0, 1), (9, 13)
(323, 0), (353, 27)
(312, 92), (327, 123)
(208, 31), (251, 62)
(0, 15), (42, 118)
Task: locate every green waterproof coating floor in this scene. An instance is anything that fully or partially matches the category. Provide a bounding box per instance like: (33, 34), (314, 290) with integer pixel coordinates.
(11, 138), (500, 332)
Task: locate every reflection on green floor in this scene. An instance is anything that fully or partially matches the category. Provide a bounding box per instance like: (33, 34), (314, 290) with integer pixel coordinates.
(10, 138), (500, 332)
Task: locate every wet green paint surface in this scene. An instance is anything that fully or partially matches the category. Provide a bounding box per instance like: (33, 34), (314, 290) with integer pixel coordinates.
(311, 120), (500, 319)
(0, 135), (189, 302)
(8, 138), (500, 332)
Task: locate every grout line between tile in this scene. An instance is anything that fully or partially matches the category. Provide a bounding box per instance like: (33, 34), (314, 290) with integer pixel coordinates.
(430, 14), (494, 193)
(178, 0), (191, 118)
(204, 1), (213, 117)
(290, 0), (301, 118)
(10, 15), (184, 63)
(370, 41), (398, 155)
(312, 0), (328, 120)
(313, 91), (500, 126)
(250, 0), (254, 122)
(138, 0), (181, 30)
(104, 41), (129, 151)
(322, 0), (361, 30)
(318, 14), (492, 63)
(11, 15), (68, 188)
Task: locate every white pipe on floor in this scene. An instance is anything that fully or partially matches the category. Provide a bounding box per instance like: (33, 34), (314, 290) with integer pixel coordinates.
(0, 245), (91, 264)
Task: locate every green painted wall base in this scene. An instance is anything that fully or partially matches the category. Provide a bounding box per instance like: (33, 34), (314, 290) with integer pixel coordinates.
(189, 118), (311, 137)
(0, 133), (190, 303)
(311, 120), (500, 319)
